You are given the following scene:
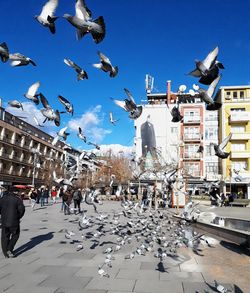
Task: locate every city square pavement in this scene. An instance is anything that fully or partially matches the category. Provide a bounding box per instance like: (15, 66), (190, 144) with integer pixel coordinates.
(0, 200), (249, 293)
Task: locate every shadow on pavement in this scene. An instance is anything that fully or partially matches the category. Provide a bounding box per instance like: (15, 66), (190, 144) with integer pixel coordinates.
(220, 240), (250, 256)
(15, 232), (55, 256)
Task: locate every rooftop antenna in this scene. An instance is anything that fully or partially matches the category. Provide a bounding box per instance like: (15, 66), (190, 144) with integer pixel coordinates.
(145, 74), (154, 94)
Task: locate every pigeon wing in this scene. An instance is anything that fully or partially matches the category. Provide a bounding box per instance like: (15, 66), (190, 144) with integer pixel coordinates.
(109, 112), (113, 122)
(52, 135), (59, 146)
(58, 126), (68, 136)
(203, 46), (219, 70)
(206, 75), (221, 98)
(64, 58), (82, 73)
(78, 127), (82, 135)
(98, 51), (110, 64)
(58, 95), (70, 107)
(124, 88), (136, 105)
(188, 68), (202, 77)
(113, 99), (127, 111)
(219, 133), (232, 150)
(40, 0), (58, 19)
(40, 93), (51, 109)
(10, 60), (22, 67)
(75, 0), (92, 20)
(27, 81), (40, 97)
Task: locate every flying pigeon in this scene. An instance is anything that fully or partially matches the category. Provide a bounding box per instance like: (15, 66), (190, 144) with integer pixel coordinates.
(87, 141), (100, 150)
(93, 51), (118, 78)
(52, 126), (70, 145)
(164, 169), (178, 186)
(0, 42), (9, 62)
(33, 116), (44, 127)
(211, 133), (232, 159)
(77, 127), (87, 143)
(109, 112), (119, 125)
(53, 171), (76, 186)
(112, 88), (143, 120)
(188, 47), (224, 85)
(40, 93), (60, 126)
(64, 58), (88, 81)
(58, 95), (74, 116)
(8, 100), (23, 110)
(198, 75), (222, 110)
(197, 145), (204, 153)
(24, 81), (40, 105)
(63, 0), (106, 44)
(35, 0), (59, 34)
(9, 53), (36, 67)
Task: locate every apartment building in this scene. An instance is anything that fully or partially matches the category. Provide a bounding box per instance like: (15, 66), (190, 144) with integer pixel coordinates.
(217, 86), (250, 199)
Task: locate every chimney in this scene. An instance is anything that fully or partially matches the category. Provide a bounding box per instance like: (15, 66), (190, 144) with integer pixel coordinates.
(167, 80), (171, 103)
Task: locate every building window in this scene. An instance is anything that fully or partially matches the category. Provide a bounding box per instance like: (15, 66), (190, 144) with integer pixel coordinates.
(240, 91), (244, 98)
(226, 91), (231, 97)
(231, 126), (245, 133)
(205, 127), (218, 140)
(231, 160), (247, 171)
(206, 162), (219, 174)
(171, 127), (177, 134)
(231, 143), (246, 151)
(205, 145), (215, 156)
(233, 91), (238, 99)
(231, 108), (245, 112)
(184, 162), (200, 177)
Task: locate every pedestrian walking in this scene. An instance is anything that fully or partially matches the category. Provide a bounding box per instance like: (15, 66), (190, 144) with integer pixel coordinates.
(0, 188), (25, 258)
(51, 187), (57, 204)
(44, 186), (50, 205)
(40, 186), (46, 207)
(141, 187), (148, 208)
(28, 188), (37, 210)
(73, 188), (82, 214)
(62, 189), (72, 215)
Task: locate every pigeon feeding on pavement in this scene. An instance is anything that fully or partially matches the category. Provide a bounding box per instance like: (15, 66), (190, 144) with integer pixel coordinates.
(112, 88), (143, 120)
(35, 0), (59, 34)
(64, 58), (88, 81)
(64, 0), (106, 44)
(93, 51), (118, 78)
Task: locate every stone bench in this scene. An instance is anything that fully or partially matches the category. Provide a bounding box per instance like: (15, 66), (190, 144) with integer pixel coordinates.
(229, 200), (249, 207)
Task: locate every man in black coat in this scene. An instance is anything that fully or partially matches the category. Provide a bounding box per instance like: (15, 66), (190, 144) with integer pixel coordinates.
(0, 189), (25, 258)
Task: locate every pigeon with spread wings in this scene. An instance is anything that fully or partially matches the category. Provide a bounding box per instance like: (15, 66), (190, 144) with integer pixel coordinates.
(8, 100), (23, 111)
(87, 141), (100, 150)
(93, 51), (118, 78)
(64, 0), (105, 44)
(24, 81), (40, 105)
(112, 88), (143, 120)
(64, 58), (88, 81)
(211, 133), (232, 159)
(9, 53), (36, 67)
(58, 95), (74, 116)
(35, 0), (59, 34)
(52, 126), (70, 146)
(188, 47), (224, 85)
(40, 93), (60, 126)
(109, 112), (119, 125)
(77, 127), (87, 143)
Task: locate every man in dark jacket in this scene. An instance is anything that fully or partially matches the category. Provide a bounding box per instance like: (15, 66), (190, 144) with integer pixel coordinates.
(0, 189), (25, 258)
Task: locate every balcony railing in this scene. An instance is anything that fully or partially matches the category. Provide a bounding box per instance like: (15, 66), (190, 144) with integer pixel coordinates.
(183, 134), (201, 141)
(230, 111), (250, 123)
(183, 116), (201, 124)
(183, 153), (201, 160)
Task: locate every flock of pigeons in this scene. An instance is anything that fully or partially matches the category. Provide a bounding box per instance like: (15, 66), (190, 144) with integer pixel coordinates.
(60, 195), (231, 292)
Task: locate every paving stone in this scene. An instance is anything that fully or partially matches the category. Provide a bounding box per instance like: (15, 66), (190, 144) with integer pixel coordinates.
(32, 258), (69, 266)
(0, 279), (14, 292)
(116, 269), (159, 280)
(159, 271), (203, 282)
(75, 266), (120, 278)
(54, 289), (107, 293)
(34, 265), (81, 276)
(182, 281), (234, 293)
(59, 252), (96, 260)
(7, 285), (57, 293)
(38, 275), (91, 289)
(84, 278), (135, 291)
(140, 261), (180, 272)
(134, 280), (183, 293)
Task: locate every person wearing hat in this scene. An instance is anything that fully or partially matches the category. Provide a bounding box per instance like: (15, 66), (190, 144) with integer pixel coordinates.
(0, 187), (25, 258)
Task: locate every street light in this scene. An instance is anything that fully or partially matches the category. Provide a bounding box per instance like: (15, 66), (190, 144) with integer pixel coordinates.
(31, 148), (41, 187)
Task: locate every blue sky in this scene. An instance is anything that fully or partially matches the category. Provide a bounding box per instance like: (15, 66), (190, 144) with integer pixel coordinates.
(1, 0), (250, 151)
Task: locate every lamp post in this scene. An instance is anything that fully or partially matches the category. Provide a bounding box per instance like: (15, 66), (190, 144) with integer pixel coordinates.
(31, 148), (41, 187)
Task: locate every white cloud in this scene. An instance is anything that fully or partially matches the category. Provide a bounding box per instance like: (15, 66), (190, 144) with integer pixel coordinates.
(68, 105), (111, 142)
(91, 144), (134, 157)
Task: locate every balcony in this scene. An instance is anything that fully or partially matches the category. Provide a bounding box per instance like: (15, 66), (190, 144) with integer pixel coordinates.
(230, 111), (250, 123)
(231, 151), (250, 159)
(183, 153), (201, 160)
(231, 133), (250, 140)
(183, 134), (201, 141)
(183, 116), (201, 124)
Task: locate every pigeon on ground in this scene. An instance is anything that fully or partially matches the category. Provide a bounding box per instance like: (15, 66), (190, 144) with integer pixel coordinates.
(8, 100), (23, 110)
(109, 112), (119, 125)
(77, 127), (87, 143)
(33, 116), (44, 127)
(98, 267), (109, 278)
(35, 0), (59, 34)
(64, 58), (88, 81)
(211, 133), (232, 159)
(76, 244), (84, 251)
(188, 47), (224, 85)
(24, 81), (40, 105)
(0, 42), (9, 62)
(198, 75), (222, 110)
(9, 53), (36, 67)
(58, 95), (74, 116)
(87, 141), (100, 150)
(63, 0), (106, 44)
(40, 93), (60, 126)
(112, 88), (143, 120)
(93, 51), (118, 78)
(52, 126), (70, 145)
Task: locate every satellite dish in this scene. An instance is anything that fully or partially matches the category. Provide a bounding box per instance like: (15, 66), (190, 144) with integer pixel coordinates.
(193, 84), (199, 90)
(179, 85), (187, 92)
(189, 89), (195, 96)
